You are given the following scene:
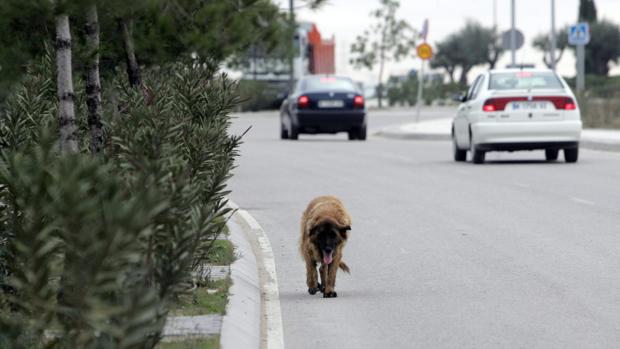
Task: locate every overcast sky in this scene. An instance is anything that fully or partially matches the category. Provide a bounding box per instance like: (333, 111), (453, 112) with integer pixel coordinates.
(276, 0), (620, 84)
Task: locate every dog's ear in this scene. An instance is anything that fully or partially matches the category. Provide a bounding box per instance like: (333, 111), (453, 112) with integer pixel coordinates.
(338, 225), (351, 239)
(308, 225), (321, 238)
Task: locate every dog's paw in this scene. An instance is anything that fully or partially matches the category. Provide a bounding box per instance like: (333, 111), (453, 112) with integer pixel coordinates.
(323, 291), (337, 298)
(308, 287), (320, 295)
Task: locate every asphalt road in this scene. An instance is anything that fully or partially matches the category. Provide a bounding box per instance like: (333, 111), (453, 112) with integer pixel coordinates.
(229, 107), (620, 349)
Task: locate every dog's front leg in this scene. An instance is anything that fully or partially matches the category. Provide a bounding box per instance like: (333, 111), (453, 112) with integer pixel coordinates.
(319, 264), (327, 293)
(306, 259), (320, 295)
(324, 258), (340, 298)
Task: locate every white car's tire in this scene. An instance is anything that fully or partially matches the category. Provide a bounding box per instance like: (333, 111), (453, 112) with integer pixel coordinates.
(470, 132), (485, 164)
(545, 149), (559, 161)
(564, 147), (579, 163)
(452, 134), (467, 162)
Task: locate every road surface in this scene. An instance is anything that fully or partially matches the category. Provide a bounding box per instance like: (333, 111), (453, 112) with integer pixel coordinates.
(229, 107), (620, 349)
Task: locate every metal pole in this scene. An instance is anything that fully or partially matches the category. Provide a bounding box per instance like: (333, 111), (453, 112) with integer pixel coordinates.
(416, 60), (425, 123)
(577, 44), (585, 92)
(289, 0), (295, 91)
(550, 0), (557, 71)
(511, 0), (516, 66)
(493, 0), (498, 30)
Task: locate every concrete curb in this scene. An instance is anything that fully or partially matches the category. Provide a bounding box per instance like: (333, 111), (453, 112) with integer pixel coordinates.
(373, 128), (450, 141)
(162, 315), (222, 339)
(375, 119), (620, 152)
(373, 118), (452, 142)
(221, 201), (285, 349)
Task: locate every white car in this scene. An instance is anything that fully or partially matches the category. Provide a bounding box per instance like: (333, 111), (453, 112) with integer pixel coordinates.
(452, 68), (582, 164)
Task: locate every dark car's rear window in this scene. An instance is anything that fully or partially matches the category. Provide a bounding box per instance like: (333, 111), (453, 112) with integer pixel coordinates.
(489, 71), (564, 90)
(301, 77), (357, 92)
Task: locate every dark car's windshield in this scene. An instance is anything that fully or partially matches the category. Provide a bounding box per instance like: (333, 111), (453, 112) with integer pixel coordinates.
(300, 77), (358, 93)
(489, 71), (564, 90)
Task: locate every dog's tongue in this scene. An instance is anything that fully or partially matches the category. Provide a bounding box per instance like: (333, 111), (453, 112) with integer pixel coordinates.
(323, 251), (333, 265)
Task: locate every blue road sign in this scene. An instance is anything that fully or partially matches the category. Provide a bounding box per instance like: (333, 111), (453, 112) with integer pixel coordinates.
(568, 22), (591, 45)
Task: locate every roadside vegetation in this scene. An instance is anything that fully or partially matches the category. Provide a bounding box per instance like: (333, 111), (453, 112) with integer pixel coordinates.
(157, 338), (219, 349)
(349, 0), (620, 129)
(0, 0), (286, 348)
(170, 278), (232, 317)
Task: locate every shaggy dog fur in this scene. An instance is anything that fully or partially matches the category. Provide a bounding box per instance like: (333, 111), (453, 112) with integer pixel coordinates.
(299, 196), (351, 298)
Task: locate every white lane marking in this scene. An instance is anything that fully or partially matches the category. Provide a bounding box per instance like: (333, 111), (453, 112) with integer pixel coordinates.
(571, 197), (595, 206)
(236, 208), (285, 349)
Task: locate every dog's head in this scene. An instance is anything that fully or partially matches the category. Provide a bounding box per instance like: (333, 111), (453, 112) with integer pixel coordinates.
(309, 220), (350, 265)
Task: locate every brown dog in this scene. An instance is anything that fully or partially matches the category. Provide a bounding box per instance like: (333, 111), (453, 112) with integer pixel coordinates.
(300, 196), (351, 298)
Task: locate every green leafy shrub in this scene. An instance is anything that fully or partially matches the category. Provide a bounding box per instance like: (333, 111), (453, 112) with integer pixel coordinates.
(236, 79), (286, 111)
(0, 59), (242, 348)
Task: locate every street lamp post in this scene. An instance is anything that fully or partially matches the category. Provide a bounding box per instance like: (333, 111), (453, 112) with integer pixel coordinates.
(511, 0), (516, 66)
(550, 0), (557, 71)
(289, 0), (295, 92)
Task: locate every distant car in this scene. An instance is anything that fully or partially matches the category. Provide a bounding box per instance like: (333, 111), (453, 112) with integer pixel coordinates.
(452, 68), (582, 164)
(280, 75), (367, 141)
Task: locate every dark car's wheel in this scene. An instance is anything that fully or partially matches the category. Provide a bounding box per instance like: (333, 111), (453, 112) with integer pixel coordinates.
(357, 125), (367, 141)
(348, 126), (367, 141)
(564, 147), (579, 163)
(289, 124), (299, 140)
(348, 130), (358, 140)
(470, 142), (485, 164)
(452, 134), (467, 162)
(545, 149), (559, 161)
(280, 121), (289, 140)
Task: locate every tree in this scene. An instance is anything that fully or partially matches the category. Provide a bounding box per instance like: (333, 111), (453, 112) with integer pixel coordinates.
(532, 29), (569, 69)
(85, 4), (103, 154)
(486, 30), (504, 69)
(0, 1), (54, 101)
(583, 20), (620, 75)
(430, 21), (500, 85)
(55, 8), (78, 154)
(579, 0), (597, 23)
(350, 0), (416, 108)
(431, 36), (459, 84)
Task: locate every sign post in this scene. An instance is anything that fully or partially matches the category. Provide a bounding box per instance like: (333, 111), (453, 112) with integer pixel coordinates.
(568, 22), (590, 92)
(416, 41), (433, 123)
(550, 0), (557, 71)
(511, 0), (516, 65)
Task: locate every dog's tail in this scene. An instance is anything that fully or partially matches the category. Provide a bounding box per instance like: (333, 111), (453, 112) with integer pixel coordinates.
(339, 261), (350, 274)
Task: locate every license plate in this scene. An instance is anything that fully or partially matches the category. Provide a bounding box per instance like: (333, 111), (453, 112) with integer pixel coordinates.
(318, 100), (344, 108)
(510, 101), (550, 110)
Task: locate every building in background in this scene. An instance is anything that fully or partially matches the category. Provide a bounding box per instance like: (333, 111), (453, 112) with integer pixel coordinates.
(240, 22), (336, 82)
(236, 22), (337, 110)
(306, 24), (335, 75)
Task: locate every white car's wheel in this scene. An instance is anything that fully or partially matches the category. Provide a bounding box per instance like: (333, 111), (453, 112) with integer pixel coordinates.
(545, 149), (559, 161)
(564, 147), (579, 163)
(470, 135), (485, 164)
(452, 133), (467, 162)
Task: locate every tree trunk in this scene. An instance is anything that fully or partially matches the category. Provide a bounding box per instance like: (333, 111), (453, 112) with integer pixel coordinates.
(55, 13), (78, 154)
(488, 49), (500, 69)
(55, 11), (80, 329)
(459, 66), (471, 86)
(118, 17), (142, 88)
(377, 56), (385, 109)
(446, 67), (455, 84)
(85, 4), (103, 155)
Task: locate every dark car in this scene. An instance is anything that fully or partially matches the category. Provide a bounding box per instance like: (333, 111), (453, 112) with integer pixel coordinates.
(280, 76), (367, 141)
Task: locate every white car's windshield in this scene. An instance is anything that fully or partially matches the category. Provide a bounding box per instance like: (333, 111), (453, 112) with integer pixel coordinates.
(489, 72), (564, 90)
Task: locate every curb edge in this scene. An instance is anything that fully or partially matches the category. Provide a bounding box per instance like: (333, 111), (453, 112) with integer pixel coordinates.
(224, 200), (285, 349)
